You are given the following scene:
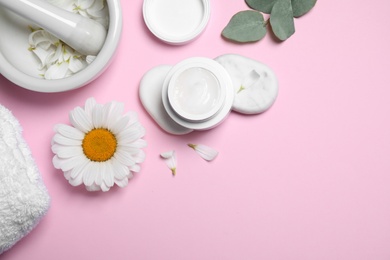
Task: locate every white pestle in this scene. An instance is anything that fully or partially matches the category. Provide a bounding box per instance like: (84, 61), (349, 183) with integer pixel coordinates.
(0, 0), (107, 56)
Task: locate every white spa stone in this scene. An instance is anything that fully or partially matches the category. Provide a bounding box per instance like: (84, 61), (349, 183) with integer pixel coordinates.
(215, 54), (278, 114)
(139, 65), (193, 135)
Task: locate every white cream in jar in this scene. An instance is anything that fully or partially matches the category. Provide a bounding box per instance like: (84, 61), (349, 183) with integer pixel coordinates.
(162, 57), (234, 130)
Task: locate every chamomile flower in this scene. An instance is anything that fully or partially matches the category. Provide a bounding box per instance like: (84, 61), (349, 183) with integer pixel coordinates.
(51, 98), (147, 192)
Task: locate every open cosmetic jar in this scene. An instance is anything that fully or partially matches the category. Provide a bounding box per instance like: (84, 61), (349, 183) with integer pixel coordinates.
(162, 57), (234, 130)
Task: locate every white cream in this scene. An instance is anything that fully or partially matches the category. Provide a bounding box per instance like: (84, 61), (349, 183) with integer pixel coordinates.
(162, 57), (234, 130)
(169, 67), (221, 121)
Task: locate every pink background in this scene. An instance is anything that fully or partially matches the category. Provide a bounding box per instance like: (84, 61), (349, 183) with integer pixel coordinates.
(2, 0), (390, 259)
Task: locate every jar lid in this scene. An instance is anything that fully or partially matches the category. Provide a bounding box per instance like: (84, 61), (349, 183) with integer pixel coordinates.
(162, 57), (234, 130)
(143, 0), (210, 45)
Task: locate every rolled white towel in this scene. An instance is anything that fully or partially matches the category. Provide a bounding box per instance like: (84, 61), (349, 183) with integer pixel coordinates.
(0, 104), (50, 254)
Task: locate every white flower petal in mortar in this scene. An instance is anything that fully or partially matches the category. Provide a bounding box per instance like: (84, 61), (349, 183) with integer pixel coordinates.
(86, 0), (105, 14)
(86, 55), (97, 64)
(45, 62), (69, 80)
(188, 144), (218, 161)
(160, 150), (177, 176)
(32, 47), (52, 70)
(29, 29), (60, 50)
(215, 54), (278, 114)
(76, 0), (95, 10)
(27, 0), (109, 79)
(68, 56), (87, 73)
(51, 97), (147, 192)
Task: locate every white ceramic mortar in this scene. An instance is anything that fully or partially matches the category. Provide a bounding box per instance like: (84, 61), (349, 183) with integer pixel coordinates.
(0, 0), (122, 93)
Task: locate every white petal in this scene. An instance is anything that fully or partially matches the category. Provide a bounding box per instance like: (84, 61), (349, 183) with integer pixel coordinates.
(86, 183), (101, 192)
(45, 44), (62, 65)
(95, 162), (104, 186)
(69, 56), (86, 73)
(160, 150), (177, 175)
(54, 124), (85, 140)
(111, 157), (130, 179)
(115, 177), (128, 188)
(53, 145), (83, 159)
(126, 111), (138, 126)
(100, 102), (112, 128)
(106, 101), (124, 128)
(70, 157), (89, 179)
(86, 55), (96, 64)
(103, 161), (114, 188)
(100, 182), (110, 192)
(52, 155), (62, 169)
(52, 133), (82, 146)
(32, 47), (51, 70)
(69, 171), (84, 186)
(84, 97), (97, 118)
(53, 154), (86, 172)
(45, 62), (69, 79)
(109, 115), (130, 135)
(188, 144), (218, 161)
(160, 150), (174, 159)
(127, 139), (147, 149)
(117, 145), (140, 155)
(64, 170), (72, 180)
(92, 103), (104, 128)
(83, 162), (98, 186)
(129, 164), (140, 173)
(69, 106), (93, 133)
(116, 127), (144, 144)
(114, 150), (135, 167)
(78, 0), (95, 9)
(77, 9), (89, 17)
(29, 29), (59, 49)
(132, 150), (146, 164)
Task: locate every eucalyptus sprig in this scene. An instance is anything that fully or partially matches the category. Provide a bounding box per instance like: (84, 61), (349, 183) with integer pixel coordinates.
(222, 0), (316, 42)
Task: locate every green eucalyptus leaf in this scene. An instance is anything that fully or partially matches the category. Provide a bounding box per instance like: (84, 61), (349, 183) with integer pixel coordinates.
(222, 10), (267, 43)
(245, 0), (278, 14)
(291, 0), (317, 17)
(270, 0), (295, 41)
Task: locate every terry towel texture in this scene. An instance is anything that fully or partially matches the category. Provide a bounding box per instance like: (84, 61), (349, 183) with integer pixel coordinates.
(0, 105), (50, 254)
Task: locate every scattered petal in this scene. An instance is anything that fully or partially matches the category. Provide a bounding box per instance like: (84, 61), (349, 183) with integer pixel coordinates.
(160, 150), (177, 176)
(188, 144), (218, 161)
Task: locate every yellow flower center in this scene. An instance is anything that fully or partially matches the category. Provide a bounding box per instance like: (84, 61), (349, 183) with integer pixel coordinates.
(82, 128), (117, 162)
